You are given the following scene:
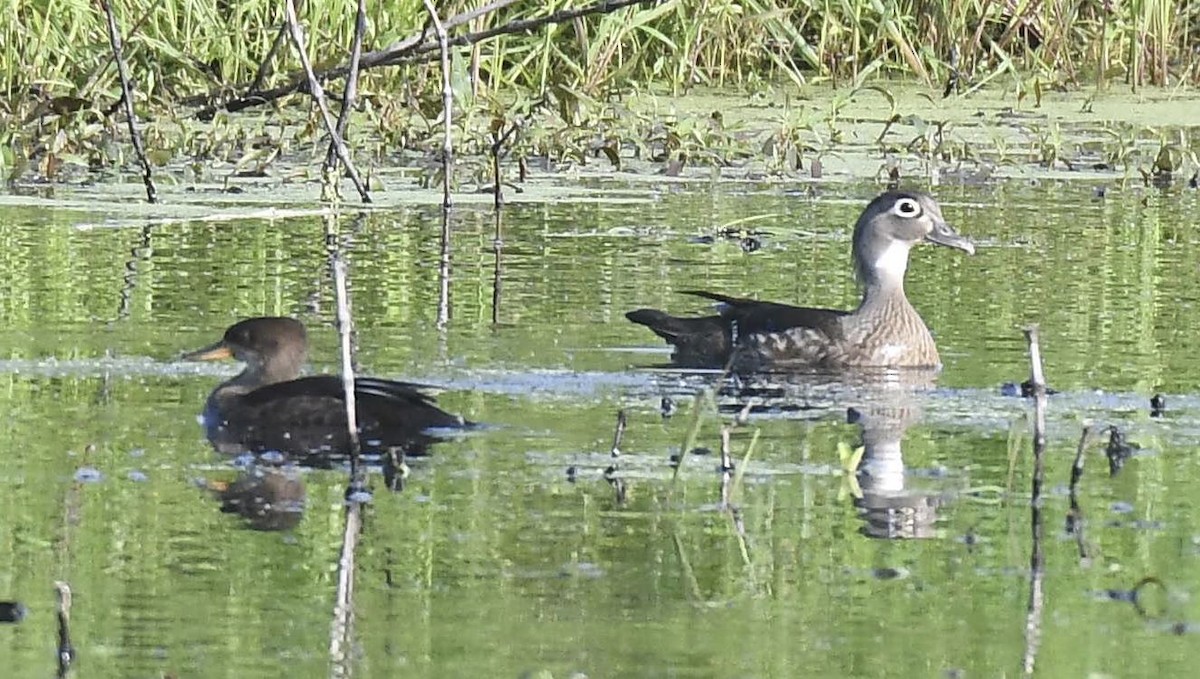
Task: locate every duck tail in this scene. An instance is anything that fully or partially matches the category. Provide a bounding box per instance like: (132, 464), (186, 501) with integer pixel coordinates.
(626, 308), (731, 368)
(625, 308), (692, 342)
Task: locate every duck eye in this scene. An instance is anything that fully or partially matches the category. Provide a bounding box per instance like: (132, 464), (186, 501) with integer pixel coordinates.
(892, 198), (922, 217)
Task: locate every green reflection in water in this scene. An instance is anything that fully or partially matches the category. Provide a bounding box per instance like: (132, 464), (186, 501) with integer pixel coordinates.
(1, 182), (1199, 678)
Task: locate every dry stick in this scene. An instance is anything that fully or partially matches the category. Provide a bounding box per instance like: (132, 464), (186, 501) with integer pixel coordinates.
(1068, 425), (1092, 491)
(54, 581), (74, 678)
(372, 0), (649, 69)
(329, 252), (362, 679)
(491, 210), (503, 325)
(719, 425), (734, 506)
(324, 0), (367, 175)
(282, 0), (371, 204)
(248, 0), (306, 95)
(490, 122), (521, 209)
(332, 256), (362, 464)
(249, 23), (291, 95)
(436, 210), (452, 331)
(80, 0), (161, 100)
(1022, 325), (1048, 677)
(610, 409), (627, 457)
(423, 0), (454, 209)
(604, 410), (628, 504)
(97, 0), (157, 203)
(193, 0), (642, 116)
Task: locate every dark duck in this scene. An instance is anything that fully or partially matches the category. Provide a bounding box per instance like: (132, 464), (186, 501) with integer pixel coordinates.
(183, 317), (468, 460)
(626, 191), (975, 371)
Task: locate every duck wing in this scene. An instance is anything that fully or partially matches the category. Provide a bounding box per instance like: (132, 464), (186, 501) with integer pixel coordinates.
(683, 291), (848, 340)
(228, 376), (465, 457)
(626, 291), (847, 369)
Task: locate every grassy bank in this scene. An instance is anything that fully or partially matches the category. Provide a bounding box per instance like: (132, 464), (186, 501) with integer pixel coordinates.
(7, 1), (1200, 98)
(2, 0), (1200, 185)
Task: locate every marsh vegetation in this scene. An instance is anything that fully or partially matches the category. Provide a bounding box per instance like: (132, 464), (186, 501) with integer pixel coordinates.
(4, 0), (1200, 189)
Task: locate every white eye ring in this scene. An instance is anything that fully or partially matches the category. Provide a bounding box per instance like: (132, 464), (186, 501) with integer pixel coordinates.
(891, 197), (922, 217)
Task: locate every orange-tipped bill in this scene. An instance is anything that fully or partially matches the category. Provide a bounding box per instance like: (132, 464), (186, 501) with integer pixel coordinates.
(183, 341), (233, 362)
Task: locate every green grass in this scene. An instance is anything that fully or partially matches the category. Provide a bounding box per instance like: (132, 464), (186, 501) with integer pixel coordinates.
(2, 0), (1200, 184)
(5, 1), (1199, 101)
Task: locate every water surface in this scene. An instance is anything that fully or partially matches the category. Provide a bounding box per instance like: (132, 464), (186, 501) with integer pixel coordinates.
(1, 178), (1199, 677)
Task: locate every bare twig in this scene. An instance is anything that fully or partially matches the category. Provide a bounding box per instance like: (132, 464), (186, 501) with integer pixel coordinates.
(1068, 425), (1093, 492)
(248, 0), (305, 94)
(491, 210), (503, 325)
(719, 425), (734, 506)
(490, 122), (520, 209)
(324, 0), (368, 175)
(329, 239), (363, 679)
(1022, 325), (1047, 677)
(192, 0), (646, 117)
(604, 410), (628, 504)
(331, 256), (361, 461)
(436, 210), (452, 331)
(97, 0), (157, 203)
(249, 22), (291, 95)
(610, 409), (627, 458)
(283, 0), (371, 203)
(54, 581), (74, 679)
(81, 0), (162, 99)
(423, 0), (454, 208)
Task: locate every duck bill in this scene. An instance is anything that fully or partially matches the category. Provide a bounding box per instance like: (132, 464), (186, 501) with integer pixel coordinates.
(925, 220), (975, 255)
(183, 341), (233, 362)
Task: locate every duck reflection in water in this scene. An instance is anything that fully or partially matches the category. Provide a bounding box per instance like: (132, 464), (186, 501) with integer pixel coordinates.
(208, 462), (307, 532)
(708, 372), (951, 539)
(182, 317), (470, 464)
(847, 403), (947, 540)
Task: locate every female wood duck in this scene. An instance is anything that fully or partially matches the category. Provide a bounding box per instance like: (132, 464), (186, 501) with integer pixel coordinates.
(626, 191), (975, 371)
(183, 317), (468, 460)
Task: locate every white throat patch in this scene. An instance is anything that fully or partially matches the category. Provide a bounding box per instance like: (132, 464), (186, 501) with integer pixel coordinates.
(873, 240), (912, 279)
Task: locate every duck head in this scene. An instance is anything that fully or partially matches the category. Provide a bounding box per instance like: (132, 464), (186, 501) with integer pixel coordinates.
(183, 316), (309, 386)
(852, 191), (974, 290)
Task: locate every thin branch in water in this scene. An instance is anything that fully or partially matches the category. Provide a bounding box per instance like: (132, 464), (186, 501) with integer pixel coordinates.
(491, 210), (503, 325)
(718, 425), (735, 506)
(423, 0), (455, 209)
(330, 255), (362, 470)
(324, 0), (368, 175)
(610, 409), (627, 458)
(329, 482), (362, 679)
(97, 0), (157, 203)
(604, 410), (628, 504)
(329, 237), (364, 679)
(490, 121), (521, 209)
(1069, 425), (1093, 492)
(282, 0), (371, 203)
(1066, 425), (1097, 563)
(1022, 325), (1047, 677)
(55, 581), (74, 678)
(436, 210), (452, 331)
(1025, 325), (1047, 396)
